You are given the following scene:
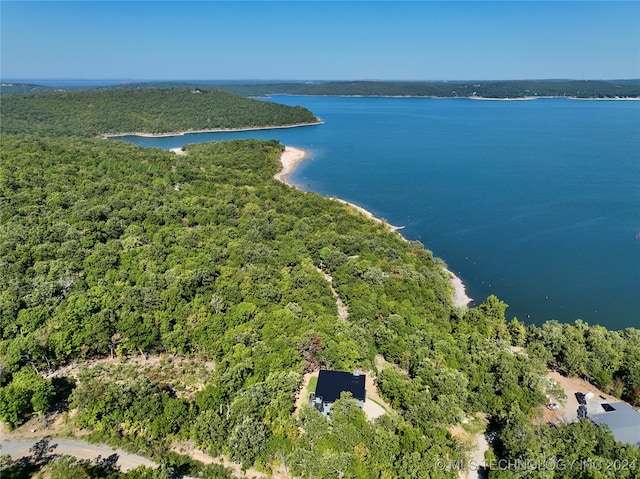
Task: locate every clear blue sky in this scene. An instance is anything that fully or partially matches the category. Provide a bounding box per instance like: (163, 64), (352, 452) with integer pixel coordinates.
(2, 1), (639, 81)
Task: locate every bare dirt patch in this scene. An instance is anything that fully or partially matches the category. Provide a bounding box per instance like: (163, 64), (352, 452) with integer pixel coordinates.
(363, 371), (393, 419)
(0, 409), (88, 442)
(543, 371), (620, 424)
(361, 400), (386, 421)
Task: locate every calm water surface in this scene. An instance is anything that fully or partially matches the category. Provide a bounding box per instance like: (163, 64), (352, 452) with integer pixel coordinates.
(119, 96), (640, 330)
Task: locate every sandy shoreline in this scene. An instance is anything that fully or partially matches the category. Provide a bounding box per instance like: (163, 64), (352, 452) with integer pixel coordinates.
(331, 197), (404, 232)
(273, 146), (307, 186)
(275, 146), (473, 309)
(169, 147), (187, 156)
(102, 121), (323, 139)
(448, 270), (473, 308)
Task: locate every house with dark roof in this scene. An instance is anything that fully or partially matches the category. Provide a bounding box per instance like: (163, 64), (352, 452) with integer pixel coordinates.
(309, 370), (366, 416)
(589, 402), (640, 447)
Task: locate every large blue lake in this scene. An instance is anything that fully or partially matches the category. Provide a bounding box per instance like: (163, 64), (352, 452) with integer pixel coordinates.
(119, 96), (639, 330)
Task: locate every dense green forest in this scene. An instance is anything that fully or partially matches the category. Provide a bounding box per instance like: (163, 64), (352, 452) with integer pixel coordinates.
(0, 88), (319, 137)
(1, 88), (639, 478)
(3, 79), (639, 98)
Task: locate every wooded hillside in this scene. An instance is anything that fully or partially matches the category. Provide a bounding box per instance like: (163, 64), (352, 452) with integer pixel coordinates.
(0, 88), (319, 137)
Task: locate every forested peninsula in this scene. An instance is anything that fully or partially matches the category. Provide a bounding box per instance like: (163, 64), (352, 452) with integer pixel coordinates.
(1, 88), (639, 479)
(0, 88), (320, 137)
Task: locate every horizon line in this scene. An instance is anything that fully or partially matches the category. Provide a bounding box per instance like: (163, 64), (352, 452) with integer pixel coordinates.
(3, 78), (640, 84)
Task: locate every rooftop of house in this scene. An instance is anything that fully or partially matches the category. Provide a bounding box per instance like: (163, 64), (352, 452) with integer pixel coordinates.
(589, 402), (640, 447)
(315, 370), (366, 404)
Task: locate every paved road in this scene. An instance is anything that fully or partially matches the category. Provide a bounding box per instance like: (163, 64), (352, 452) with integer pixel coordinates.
(0, 438), (157, 472)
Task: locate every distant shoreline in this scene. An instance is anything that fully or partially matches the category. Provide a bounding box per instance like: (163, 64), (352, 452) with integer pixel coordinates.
(257, 93), (640, 101)
(472, 96), (640, 101)
(102, 120), (323, 139)
(274, 146), (473, 309)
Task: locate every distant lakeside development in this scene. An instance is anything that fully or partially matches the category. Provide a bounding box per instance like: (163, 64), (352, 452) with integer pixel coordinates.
(3, 78), (640, 99)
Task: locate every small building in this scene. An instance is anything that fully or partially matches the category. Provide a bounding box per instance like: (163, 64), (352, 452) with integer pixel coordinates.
(309, 370), (366, 416)
(589, 402), (640, 447)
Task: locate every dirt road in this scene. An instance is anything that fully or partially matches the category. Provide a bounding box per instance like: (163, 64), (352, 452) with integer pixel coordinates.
(0, 438), (157, 472)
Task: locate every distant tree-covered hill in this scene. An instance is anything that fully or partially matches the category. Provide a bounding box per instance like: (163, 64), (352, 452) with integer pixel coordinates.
(1, 82), (62, 94)
(3, 79), (639, 98)
(211, 79), (640, 98)
(0, 88), (319, 137)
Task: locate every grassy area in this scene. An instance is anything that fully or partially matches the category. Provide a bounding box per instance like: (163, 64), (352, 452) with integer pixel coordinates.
(307, 376), (318, 393)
